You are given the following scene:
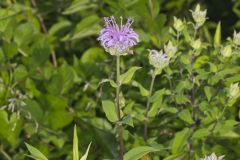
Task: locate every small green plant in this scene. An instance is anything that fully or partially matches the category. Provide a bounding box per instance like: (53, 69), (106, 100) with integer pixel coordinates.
(25, 125), (91, 160)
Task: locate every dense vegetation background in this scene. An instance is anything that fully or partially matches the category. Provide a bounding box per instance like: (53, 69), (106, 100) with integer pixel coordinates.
(0, 0), (239, 159)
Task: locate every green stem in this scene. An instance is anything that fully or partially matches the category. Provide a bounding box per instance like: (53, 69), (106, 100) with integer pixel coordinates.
(193, 25), (198, 40)
(144, 71), (156, 140)
(189, 55), (196, 160)
(176, 31), (180, 46)
(0, 146), (12, 160)
(116, 55), (124, 160)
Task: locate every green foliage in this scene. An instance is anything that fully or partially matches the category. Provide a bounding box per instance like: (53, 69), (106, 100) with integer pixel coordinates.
(124, 146), (160, 160)
(26, 125), (91, 160)
(214, 22), (221, 48)
(0, 0), (239, 160)
(73, 125), (79, 160)
(120, 66), (142, 84)
(25, 143), (48, 160)
(102, 100), (118, 122)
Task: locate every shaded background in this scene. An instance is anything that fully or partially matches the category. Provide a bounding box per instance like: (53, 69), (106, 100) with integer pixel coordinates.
(0, 0), (239, 159)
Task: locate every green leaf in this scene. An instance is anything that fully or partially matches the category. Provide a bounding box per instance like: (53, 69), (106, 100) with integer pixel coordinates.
(163, 153), (184, 160)
(172, 128), (191, 154)
(0, 111), (22, 146)
(193, 55), (209, 69)
(62, 15), (100, 40)
(80, 142), (92, 160)
(148, 99), (162, 118)
(30, 39), (51, 67)
(81, 47), (106, 65)
(124, 146), (159, 160)
(73, 125), (92, 160)
(63, 0), (97, 15)
(49, 20), (72, 36)
(80, 47), (107, 76)
(47, 64), (75, 95)
(100, 79), (117, 88)
(163, 106), (178, 113)
(102, 100), (118, 122)
(25, 143), (48, 160)
(204, 86), (214, 102)
(132, 81), (149, 96)
(214, 22), (221, 48)
(48, 110), (73, 130)
(14, 64), (28, 82)
(121, 115), (134, 127)
(178, 109), (194, 124)
(14, 23), (34, 47)
(120, 67), (141, 84)
(180, 54), (191, 65)
(192, 128), (208, 139)
(22, 100), (44, 122)
(176, 80), (192, 92)
(2, 41), (18, 58)
(73, 125), (79, 160)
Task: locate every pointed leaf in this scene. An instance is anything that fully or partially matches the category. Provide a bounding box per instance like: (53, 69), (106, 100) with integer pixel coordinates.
(25, 143), (48, 160)
(132, 81), (149, 97)
(100, 79), (117, 88)
(124, 146), (159, 160)
(214, 22), (221, 47)
(80, 142), (92, 160)
(102, 100), (118, 122)
(172, 128), (191, 154)
(120, 67), (141, 84)
(204, 86), (214, 102)
(192, 128), (208, 139)
(178, 109), (194, 124)
(73, 125), (79, 160)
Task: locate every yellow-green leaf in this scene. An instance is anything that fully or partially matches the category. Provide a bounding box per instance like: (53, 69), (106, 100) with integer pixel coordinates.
(73, 125), (79, 160)
(124, 146), (159, 160)
(132, 81), (149, 96)
(120, 67), (141, 84)
(178, 109), (194, 124)
(102, 100), (118, 122)
(214, 22), (221, 47)
(80, 142), (92, 160)
(25, 143), (48, 160)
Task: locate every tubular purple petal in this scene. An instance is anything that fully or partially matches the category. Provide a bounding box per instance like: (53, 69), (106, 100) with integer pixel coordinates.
(97, 16), (139, 55)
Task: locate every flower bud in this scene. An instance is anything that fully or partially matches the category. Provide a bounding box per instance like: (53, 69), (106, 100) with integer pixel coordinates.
(228, 83), (240, 99)
(233, 30), (240, 46)
(191, 4), (207, 28)
(173, 17), (184, 32)
(191, 39), (201, 50)
(201, 153), (225, 160)
(148, 49), (169, 69)
(164, 41), (177, 58)
(221, 45), (232, 57)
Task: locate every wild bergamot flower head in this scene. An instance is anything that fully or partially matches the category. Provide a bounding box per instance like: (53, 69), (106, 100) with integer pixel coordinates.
(233, 30), (240, 46)
(173, 17), (184, 32)
(228, 83), (240, 99)
(164, 41), (177, 58)
(190, 4), (207, 28)
(201, 153), (225, 160)
(221, 45), (232, 58)
(148, 49), (169, 69)
(97, 16), (139, 56)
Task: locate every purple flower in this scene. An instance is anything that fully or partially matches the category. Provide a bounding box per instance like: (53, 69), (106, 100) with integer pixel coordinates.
(97, 16), (139, 55)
